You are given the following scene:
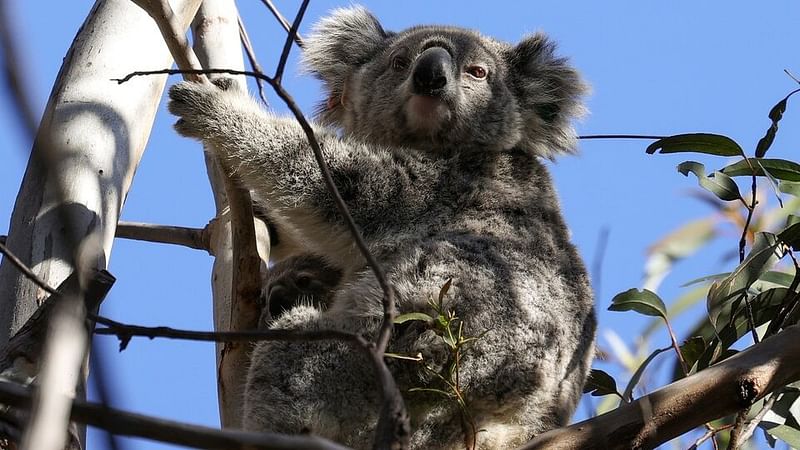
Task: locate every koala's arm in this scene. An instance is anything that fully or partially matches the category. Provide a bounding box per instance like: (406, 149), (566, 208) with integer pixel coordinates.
(169, 81), (433, 255)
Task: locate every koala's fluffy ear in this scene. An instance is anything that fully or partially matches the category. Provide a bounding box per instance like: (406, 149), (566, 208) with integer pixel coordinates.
(508, 33), (588, 159)
(303, 7), (390, 123)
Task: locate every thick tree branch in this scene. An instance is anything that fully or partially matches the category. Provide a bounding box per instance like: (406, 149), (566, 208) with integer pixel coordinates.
(115, 221), (210, 252)
(131, 0), (263, 429)
(519, 325), (800, 450)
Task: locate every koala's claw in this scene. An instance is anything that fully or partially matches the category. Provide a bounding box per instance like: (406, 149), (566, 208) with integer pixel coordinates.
(168, 81), (224, 138)
(211, 77), (237, 91)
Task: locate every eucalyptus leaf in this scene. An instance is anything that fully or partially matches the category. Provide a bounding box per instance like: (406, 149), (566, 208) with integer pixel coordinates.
(721, 158), (800, 182)
(609, 288), (667, 319)
(677, 337), (705, 378)
(761, 422), (800, 449)
(756, 89), (799, 158)
(681, 272), (731, 288)
(394, 312), (434, 324)
(779, 181), (800, 197)
(622, 347), (670, 402)
(583, 369), (621, 398)
(646, 133), (743, 156)
(707, 233), (785, 327)
(677, 161), (743, 202)
(778, 222), (800, 250)
(698, 288), (788, 368)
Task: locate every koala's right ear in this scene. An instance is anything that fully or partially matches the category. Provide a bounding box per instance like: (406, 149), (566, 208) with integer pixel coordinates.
(303, 7), (389, 121)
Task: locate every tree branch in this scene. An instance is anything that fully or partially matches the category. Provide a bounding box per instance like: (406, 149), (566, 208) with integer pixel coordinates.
(519, 325), (800, 450)
(115, 221), (210, 252)
(256, 0), (305, 47)
(0, 379), (351, 450)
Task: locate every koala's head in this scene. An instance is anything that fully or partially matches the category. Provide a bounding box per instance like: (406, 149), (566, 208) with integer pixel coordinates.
(303, 6), (587, 158)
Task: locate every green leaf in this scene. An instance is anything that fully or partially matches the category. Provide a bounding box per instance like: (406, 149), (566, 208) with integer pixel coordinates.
(697, 288), (788, 368)
(643, 284), (710, 339)
(751, 270), (797, 292)
(609, 288), (667, 319)
(756, 89), (800, 158)
(779, 222), (800, 250)
(779, 181), (800, 197)
(677, 161), (743, 202)
(438, 278), (452, 305)
(583, 369), (621, 398)
(681, 272), (731, 288)
(646, 133), (744, 156)
(770, 390), (800, 425)
(678, 337), (706, 376)
(622, 347), (669, 402)
(394, 312), (433, 324)
(707, 232), (785, 327)
(758, 160), (785, 208)
(761, 422), (800, 449)
(721, 158), (800, 182)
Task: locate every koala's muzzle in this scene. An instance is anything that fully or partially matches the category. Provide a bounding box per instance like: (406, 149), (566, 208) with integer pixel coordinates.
(412, 47), (452, 96)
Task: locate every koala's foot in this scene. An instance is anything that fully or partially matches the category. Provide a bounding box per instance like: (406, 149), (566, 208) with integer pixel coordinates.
(167, 78), (240, 139)
(258, 254), (342, 328)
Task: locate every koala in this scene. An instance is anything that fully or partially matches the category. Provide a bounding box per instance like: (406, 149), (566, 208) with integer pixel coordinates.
(168, 6), (596, 449)
(258, 254), (342, 328)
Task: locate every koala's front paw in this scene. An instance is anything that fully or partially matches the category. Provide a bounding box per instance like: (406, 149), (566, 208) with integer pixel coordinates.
(167, 78), (238, 139)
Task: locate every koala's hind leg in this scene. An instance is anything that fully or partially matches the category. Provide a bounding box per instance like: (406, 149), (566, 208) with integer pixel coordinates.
(244, 307), (380, 448)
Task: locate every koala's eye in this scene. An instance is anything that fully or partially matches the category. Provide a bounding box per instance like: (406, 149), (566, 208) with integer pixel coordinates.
(465, 65), (488, 80)
(392, 55), (410, 72)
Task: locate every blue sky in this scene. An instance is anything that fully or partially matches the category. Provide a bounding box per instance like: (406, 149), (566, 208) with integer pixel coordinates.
(1, 1), (799, 449)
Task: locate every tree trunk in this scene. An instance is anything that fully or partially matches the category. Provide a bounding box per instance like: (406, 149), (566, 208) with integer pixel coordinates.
(0, 0), (202, 447)
(190, 0), (263, 429)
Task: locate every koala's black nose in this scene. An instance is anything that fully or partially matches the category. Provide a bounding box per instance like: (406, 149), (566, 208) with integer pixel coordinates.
(412, 47), (451, 95)
(268, 285), (291, 318)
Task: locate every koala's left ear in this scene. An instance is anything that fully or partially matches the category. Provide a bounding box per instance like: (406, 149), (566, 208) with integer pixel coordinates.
(303, 7), (390, 123)
(507, 33), (588, 159)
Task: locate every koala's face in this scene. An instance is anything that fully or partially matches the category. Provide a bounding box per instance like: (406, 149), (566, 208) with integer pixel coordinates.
(346, 27), (521, 153)
(304, 7), (587, 157)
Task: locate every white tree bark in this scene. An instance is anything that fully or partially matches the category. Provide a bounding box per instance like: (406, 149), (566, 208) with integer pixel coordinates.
(190, 0), (260, 429)
(0, 0), (202, 447)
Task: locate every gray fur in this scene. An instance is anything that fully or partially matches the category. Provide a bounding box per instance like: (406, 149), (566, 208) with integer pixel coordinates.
(168, 6), (595, 449)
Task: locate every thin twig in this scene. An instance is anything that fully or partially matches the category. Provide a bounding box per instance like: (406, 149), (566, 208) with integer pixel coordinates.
(0, 380), (351, 450)
(90, 312), (363, 347)
(237, 16), (269, 105)
(689, 424), (732, 450)
(736, 156), (760, 347)
(273, 0), (309, 84)
(0, 240), (60, 297)
(726, 409), (750, 450)
(786, 69), (800, 85)
(737, 392), (779, 446)
(257, 0), (305, 47)
(578, 134), (668, 140)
